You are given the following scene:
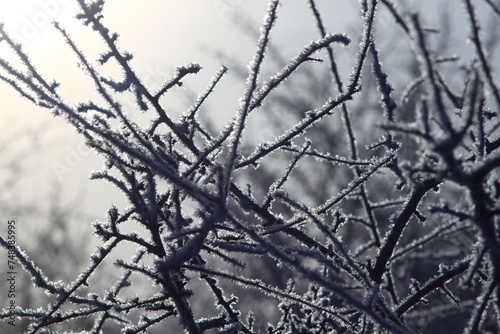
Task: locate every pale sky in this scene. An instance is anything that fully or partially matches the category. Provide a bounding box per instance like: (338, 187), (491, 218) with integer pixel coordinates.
(0, 0), (495, 221)
(0, 0), (357, 219)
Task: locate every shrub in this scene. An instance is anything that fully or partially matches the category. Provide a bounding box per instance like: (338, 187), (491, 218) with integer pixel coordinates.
(0, 0), (499, 333)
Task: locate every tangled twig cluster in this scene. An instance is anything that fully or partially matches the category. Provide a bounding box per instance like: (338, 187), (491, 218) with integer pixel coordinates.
(0, 0), (499, 333)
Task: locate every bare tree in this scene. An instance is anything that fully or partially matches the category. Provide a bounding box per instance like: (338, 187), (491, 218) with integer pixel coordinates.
(0, 0), (499, 333)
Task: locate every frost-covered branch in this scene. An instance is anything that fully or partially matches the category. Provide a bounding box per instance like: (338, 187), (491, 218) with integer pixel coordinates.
(0, 0), (499, 332)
